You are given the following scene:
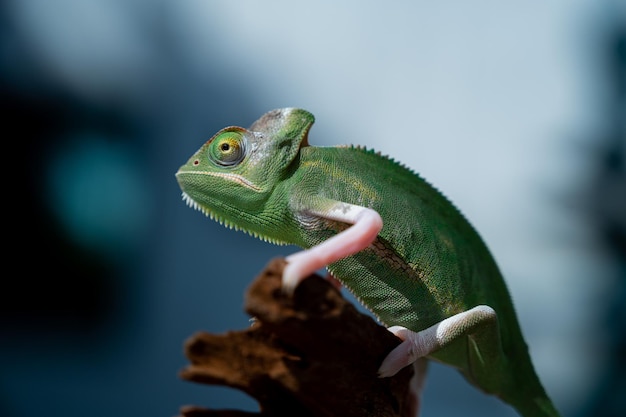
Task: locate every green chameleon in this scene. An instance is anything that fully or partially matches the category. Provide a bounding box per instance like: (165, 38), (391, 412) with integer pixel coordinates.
(175, 108), (560, 417)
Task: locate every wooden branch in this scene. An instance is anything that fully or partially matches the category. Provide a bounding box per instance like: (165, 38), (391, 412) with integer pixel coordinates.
(179, 258), (413, 417)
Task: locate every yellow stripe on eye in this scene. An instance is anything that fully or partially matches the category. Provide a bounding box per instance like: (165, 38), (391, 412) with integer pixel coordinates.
(211, 133), (246, 166)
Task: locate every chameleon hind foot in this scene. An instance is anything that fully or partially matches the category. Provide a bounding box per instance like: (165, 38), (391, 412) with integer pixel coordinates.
(379, 305), (498, 377)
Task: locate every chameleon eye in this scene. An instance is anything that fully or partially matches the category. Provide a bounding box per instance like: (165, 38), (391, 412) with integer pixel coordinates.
(209, 131), (247, 167)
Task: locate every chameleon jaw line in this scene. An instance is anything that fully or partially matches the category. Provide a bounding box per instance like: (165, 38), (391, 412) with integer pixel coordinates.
(177, 170), (262, 192)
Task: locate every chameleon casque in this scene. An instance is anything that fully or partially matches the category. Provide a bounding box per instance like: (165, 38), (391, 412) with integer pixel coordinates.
(175, 108), (560, 417)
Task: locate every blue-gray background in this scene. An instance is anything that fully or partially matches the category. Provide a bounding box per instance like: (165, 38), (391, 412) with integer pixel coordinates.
(1, 1), (624, 416)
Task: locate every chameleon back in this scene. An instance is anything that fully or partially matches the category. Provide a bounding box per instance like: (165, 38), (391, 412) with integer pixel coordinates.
(287, 145), (524, 357)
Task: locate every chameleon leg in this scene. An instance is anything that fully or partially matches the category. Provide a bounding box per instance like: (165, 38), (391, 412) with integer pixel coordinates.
(378, 305), (500, 378)
(283, 203), (383, 293)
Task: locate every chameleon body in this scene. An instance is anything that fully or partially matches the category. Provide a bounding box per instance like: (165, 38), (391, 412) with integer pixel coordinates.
(176, 108), (560, 417)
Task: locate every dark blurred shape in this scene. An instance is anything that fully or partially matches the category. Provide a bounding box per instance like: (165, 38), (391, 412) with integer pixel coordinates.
(579, 21), (626, 417)
(0, 33), (136, 335)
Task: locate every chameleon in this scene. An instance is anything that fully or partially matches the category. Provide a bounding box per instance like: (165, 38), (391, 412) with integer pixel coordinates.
(175, 108), (561, 417)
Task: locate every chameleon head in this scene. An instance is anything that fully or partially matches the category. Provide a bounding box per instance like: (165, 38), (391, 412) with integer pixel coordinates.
(175, 108), (314, 233)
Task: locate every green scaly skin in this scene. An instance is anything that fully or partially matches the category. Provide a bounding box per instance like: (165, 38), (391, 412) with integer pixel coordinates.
(176, 108), (560, 417)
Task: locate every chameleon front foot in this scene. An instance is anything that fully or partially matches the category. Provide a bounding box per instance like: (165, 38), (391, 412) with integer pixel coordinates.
(282, 204), (383, 294)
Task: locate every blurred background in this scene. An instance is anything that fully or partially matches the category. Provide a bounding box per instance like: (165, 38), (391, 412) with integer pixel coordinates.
(1, 1), (624, 416)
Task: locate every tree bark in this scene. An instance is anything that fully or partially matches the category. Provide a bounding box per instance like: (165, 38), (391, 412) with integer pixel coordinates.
(179, 258), (413, 417)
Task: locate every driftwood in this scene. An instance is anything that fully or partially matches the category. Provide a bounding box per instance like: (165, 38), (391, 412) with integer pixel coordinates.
(179, 258), (414, 417)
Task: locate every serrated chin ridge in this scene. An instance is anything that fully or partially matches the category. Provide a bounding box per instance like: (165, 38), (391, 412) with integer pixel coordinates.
(180, 192), (286, 245)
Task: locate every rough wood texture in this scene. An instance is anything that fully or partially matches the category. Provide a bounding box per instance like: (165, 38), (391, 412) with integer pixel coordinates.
(178, 258), (414, 417)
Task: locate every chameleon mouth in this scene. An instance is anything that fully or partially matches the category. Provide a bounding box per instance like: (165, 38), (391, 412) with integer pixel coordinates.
(176, 170), (262, 192)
